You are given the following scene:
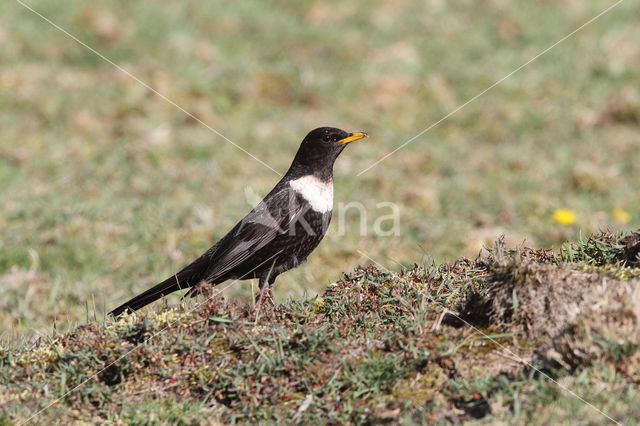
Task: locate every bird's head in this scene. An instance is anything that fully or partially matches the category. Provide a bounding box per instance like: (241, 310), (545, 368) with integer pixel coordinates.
(287, 127), (368, 179)
(303, 127), (367, 148)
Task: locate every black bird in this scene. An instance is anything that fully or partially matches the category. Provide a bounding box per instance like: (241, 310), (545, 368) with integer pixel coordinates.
(110, 127), (367, 316)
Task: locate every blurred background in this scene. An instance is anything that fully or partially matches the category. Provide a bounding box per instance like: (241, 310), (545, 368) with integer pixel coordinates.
(1, 0), (638, 337)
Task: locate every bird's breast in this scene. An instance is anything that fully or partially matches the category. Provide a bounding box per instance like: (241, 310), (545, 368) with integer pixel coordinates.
(288, 175), (334, 213)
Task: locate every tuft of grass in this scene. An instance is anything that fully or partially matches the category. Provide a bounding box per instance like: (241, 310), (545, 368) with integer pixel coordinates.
(561, 230), (640, 268)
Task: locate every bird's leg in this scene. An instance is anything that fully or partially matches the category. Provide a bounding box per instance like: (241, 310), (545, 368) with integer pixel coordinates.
(255, 275), (276, 308)
(264, 285), (276, 306)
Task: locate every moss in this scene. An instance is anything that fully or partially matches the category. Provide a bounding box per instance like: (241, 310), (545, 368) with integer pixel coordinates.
(17, 340), (64, 367)
(580, 263), (640, 280)
(392, 365), (447, 406)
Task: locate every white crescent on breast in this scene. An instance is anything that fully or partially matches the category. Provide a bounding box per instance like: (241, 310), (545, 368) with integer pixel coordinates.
(289, 175), (334, 213)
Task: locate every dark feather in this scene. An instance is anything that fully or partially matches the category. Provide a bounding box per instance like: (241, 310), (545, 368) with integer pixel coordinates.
(109, 183), (309, 316)
(109, 127), (364, 317)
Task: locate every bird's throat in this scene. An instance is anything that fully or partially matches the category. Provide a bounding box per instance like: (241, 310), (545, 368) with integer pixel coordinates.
(288, 175), (334, 213)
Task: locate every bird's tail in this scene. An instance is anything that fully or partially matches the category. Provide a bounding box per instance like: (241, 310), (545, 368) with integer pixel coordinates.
(109, 256), (209, 317)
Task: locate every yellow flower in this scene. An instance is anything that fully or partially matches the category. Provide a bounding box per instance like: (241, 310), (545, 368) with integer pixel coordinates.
(553, 209), (576, 225)
(612, 207), (631, 224)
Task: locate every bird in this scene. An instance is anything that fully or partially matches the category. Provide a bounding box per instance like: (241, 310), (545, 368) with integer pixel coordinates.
(110, 127), (368, 316)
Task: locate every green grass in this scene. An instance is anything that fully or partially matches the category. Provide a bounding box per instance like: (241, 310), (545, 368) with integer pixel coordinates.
(2, 230), (640, 423)
(2, 0), (639, 336)
(1, 0), (640, 420)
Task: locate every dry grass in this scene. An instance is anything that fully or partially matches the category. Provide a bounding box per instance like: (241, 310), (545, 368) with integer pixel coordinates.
(475, 246), (640, 377)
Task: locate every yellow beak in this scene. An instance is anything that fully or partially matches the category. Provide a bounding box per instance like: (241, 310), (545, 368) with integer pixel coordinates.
(337, 132), (368, 144)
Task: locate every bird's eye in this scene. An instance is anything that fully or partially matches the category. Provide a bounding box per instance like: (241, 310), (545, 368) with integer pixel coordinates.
(322, 134), (331, 142)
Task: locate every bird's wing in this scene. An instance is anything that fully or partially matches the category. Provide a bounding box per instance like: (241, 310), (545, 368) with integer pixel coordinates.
(203, 184), (306, 281)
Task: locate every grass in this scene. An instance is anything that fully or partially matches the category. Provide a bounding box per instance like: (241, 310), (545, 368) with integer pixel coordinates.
(1, 0), (640, 421)
(1, 0), (639, 337)
(2, 230), (640, 423)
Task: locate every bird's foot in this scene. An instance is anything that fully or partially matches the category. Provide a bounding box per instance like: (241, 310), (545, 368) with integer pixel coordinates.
(254, 287), (276, 308)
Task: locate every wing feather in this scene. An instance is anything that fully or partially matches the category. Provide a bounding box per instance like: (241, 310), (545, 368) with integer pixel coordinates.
(203, 185), (305, 280)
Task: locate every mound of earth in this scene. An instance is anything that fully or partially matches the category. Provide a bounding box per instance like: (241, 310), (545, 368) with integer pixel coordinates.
(2, 231), (639, 423)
